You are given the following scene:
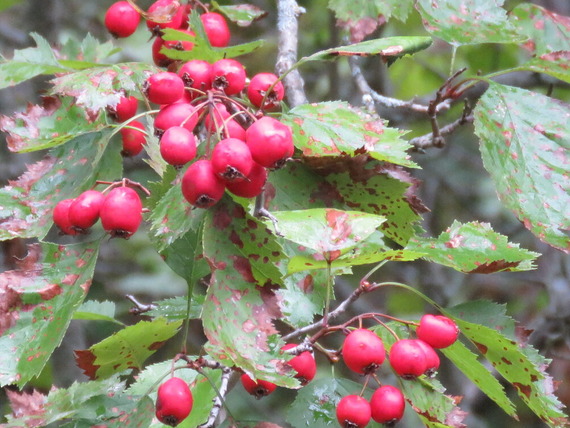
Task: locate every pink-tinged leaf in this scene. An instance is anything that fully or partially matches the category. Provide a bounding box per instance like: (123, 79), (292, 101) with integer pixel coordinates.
(212, 2), (268, 27)
(5, 389), (46, 427)
(511, 3), (570, 54)
(0, 241), (99, 387)
(474, 83), (570, 253)
(516, 51), (570, 85)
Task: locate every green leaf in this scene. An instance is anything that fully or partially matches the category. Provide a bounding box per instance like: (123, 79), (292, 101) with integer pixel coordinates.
(0, 0), (22, 13)
(0, 131), (122, 241)
(406, 220), (539, 273)
(282, 101), (417, 168)
(145, 295), (205, 320)
(511, 3), (570, 54)
(212, 2), (268, 27)
(0, 241), (100, 387)
(474, 83), (570, 253)
(74, 318), (182, 380)
(73, 300), (123, 325)
(515, 51), (570, 84)
(59, 33), (119, 66)
(416, 0), (526, 45)
(444, 301), (568, 426)
(0, 96), (108, 152)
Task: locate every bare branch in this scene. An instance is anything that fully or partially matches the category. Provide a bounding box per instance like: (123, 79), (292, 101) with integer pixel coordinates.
(410, 106), (474, 151)
(198, 366), (233, 428)
(125, 294), (157, 315)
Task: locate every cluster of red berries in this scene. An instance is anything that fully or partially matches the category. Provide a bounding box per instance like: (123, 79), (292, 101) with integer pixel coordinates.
(336, 314), (459, 427)
(52, 182), (145, 239)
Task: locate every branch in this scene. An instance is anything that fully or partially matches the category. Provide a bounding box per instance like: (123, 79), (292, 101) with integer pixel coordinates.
(197, 366), (233, 428)
(125, 294), (157, 315)
(275, 0), (308, 107)
(410, 109), (474, 151)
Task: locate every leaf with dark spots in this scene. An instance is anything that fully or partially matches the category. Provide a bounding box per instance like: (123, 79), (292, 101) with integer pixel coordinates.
(75, 318), (182, 380)
(516, 51), (570, 85)
(212, 1), (268, 26)
(0, 241), (99, 387)
(407, 220), (538, 273)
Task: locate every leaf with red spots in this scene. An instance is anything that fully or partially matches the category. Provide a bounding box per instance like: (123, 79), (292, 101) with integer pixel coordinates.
(416, 0), (526, 46)
(282, 101), (416, 168)
(201, 198), (297, 387)
(212, 2), (268, 27)
(474, 83), (570, 253)
(5, 389), (46, 427)
(0, 241), (99, 387)
(511, 3), (570, 55)
(515, 51), (570, 86)
(0, 130), (122, 241)
(75, 318), (182, 380)
(444, 301), (568, 425)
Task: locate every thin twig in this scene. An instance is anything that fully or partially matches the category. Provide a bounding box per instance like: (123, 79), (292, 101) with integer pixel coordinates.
(197, 366), (233, 428)
(125, 294), (157, 315)
(410, 112), (474, 151)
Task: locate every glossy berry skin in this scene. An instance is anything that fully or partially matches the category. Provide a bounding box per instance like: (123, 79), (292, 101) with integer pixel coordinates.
(389, 339), (428, 379)
(105, 1), (140, 38)
(204, 103), (246, 140)
(246, 117), (294, 169)
(240, 374), (277, 399)
(281, 344), (317, 386)
(68, 190), (105, 231)
(211, 138), (253, 182)
(211, 59), (246, 96)
(342, 328), (385, 374)
(247, 73), (285, 109)
(53, 199), (78, 235)
(152, 37), (172, 68)
(155, 377), (193, 427)
(415, 339), (440, 376)
(146, 0), (186, 34)
(154, 102), (198, 136)
(100, 187), (143, 239)
(159, 126), (197, 166)
(370, 385), (405, 424)
(416, 314), (459, 349)
(200, 12), (230, 47)
(178, 60), (212, 95)
(336, 395), (371, 428)
(226, 162), (267, 199)
(120, 120), (146, 156)
(181, 160), (226, 208)
(110, 95), (138, 122)
(145, 72), (185, 105)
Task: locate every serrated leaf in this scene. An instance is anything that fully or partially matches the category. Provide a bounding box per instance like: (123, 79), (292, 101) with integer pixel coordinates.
(145, 295), (205, 320)
(511, 3), (570, 54)
(515, 51), (570, 84)
(60, 33), (119, 65)
(474, 83), (570, 253)
(212, 1), (268, 27)
(0, 96), (107, 152)
(406, 220), (539, 273)
(73, 300), (122, 325)
(282, 101), (416, 168)
(74, 318), (182, 380)
(0, 131), (122, 241)
(416, 0), (526, 46)
(0, 241), (99, 387)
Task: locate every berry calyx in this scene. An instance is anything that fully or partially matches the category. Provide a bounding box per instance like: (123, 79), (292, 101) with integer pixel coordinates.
(105, 1), (140, 38)
(211, 138), (253, 182)
(100, 187), (143, 239)
(369, 385), (405, 425)
(200, 12), (231, 47)
(155, 377), (193, 427)
(68, 190), (105, 231)
(145, 72), (185, 105)
(416, 314), (459, 349)
(211, 59), (246, 95)
(154, 102), (199, 136)
(245, 116), (294, 169)
(247, 72), (285, 110)
(342, 328), (385, 375)
(240, 374), (277, 399)
(53, 199), (79, 235)
(159, 126), (197, 166)
(336, 395), (371, 428)
(181, 160), (226, 208)
(281, 344), (317, 386)
(120, 120), (146, 156)
(226, 162), (267, 199)
(388, 339), (428, 379)
(178, 60), (212, 95)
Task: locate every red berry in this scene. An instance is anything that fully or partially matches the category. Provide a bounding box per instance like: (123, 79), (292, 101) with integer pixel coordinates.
(178, 60), (212, 96)
(68, 190), (105, 231)
(246, 117), (294, 169)
(100, 187), (143, 239)
(342, 328), (385, 374)
(105, 1), (140, 38)
(240, 374), (277, 398)
(120, 120), (146, 156)
(200, 12), (230, 47)
(281, 344), (317, 385)
(146, 0), (186, 34)
(370, 385), (405, 424)
(247, 73), (285, 109)
(336, 395), (371, 428)
(181, 160), (226, 208)
(389, 339), (428, 379)
(154, 102), (199, 136)
(204, 103), (246, 140)
(415, 339), (440, 376)
(211, 59), (246, 96)
(53, 199), (79, 235)
(211, 138), (253, 182)
(152, 37), (172, 68)
(145, 72), (185, 105)
(110, 95), (138, 122)
(156, 377), (193, 427)
(226, 162), (267, 199)
(159, 126), (197, 166)
(416, 314), (459, 349)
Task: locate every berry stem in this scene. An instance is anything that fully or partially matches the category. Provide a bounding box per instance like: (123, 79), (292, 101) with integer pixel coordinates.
(372, 316), (400, 341)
